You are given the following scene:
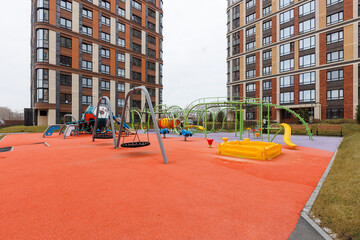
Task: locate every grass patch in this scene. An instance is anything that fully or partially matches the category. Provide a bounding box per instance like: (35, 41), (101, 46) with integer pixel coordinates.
(311, 133), (360, 240)
(0, 125), (48, 133)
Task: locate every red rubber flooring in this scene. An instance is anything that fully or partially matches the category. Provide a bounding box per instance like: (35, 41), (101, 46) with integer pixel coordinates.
(0, 133), (333, 239)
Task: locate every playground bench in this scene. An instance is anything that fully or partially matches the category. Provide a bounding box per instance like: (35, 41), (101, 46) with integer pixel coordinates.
(291, 124), (312, 134)
(316, 125), (343, 137)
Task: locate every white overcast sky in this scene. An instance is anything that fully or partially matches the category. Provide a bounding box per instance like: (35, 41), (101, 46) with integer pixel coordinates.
(0, 0), (227, 112)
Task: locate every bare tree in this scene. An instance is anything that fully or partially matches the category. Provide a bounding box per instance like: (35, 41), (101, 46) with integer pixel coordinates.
(0, 107), (24, 120)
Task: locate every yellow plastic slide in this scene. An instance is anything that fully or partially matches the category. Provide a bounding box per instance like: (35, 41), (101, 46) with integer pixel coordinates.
(280, 123), (297, 150)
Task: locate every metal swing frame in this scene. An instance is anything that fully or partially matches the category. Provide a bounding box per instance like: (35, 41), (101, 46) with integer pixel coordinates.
(116, 86), (168, 164)
(92, 96), (117, 148)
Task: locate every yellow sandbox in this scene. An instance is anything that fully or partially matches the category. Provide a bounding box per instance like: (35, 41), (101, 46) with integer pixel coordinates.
(218, 138), (282, 160)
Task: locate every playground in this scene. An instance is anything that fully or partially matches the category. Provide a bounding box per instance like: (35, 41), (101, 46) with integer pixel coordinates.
(0, 132), (341, 239)
(0, 88), (346, 239)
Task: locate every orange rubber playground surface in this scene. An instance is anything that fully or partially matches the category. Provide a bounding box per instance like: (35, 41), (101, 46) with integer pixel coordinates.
(0, 133), (334, 239)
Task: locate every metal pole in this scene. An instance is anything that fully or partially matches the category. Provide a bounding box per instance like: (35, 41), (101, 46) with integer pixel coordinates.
(260, 100), (263, 141)
(234, 106), (238, 137)
(117, 86), (168, 164)
(239, 103), (243, 140)
(204, 104), (208, 139)
(267, 103), (270, 142)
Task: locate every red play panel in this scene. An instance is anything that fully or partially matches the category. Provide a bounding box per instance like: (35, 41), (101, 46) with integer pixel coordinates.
(0, 133), (333, 239)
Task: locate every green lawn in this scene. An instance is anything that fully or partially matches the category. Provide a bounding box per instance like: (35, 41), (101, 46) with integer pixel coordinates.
(0, 125), (48, 133)
(311, 132), (360, 240)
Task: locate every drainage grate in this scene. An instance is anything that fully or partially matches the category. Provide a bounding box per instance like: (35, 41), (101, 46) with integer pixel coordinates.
(0, 147), (13, 153)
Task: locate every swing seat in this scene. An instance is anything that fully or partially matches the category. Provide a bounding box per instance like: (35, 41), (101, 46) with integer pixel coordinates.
(93, 132), (114, 139)
(121, 141), (151, 148)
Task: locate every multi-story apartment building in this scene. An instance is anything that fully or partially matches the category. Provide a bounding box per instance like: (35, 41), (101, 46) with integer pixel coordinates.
(30, 0), (163, 125)
(226, 0), (359, 122)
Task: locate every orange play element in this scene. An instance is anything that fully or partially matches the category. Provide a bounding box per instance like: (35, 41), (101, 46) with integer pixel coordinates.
(158, 118), (180, 129)
(0, 133), (333, 239)
(218, 137), (282, 160)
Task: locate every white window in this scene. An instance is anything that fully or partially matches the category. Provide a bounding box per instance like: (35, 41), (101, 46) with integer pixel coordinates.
(100, 32), (110, 42)
(101, 16), (110, 26)
(263, 81), (272, 90)
(101, 81), (110, 90)
(82, 77), (92, 88)
(246, 26), (256, 37)
(117, 83), (125, 92)
(246, 41), (256, 51)
(100, 65), (110, 74)
(280, 91), (294, 104)
(246, 83), (256, 92)
(246, 0), (256, 9)
(299, 1), (315, 17)
(263, 20), (272, 31)
(299, 72), (315, 85)
(280, 59), (294, 72)
(280, 26), (294, 40)
(299, 90), (315, 102)
(280, 42), (294, 56)
(82, 60), (92, 71)
(299, 54), (316, 68)
(60, 0), (72, 11)
(132, 0), (142, 11)
(280, 76), (294, 87)
(327, 12), (343, 26)
(117, 53), (125, 62)
(280, 9), (294, 24)
(299, 18), (315, 34)
(327, 50), (344, 63)
(118, 8), (125, 17)
(263, 36), (272, 46)
(263, 5), (272, 16)
(117, 99), (125, 107)
(327, 89), (344, 100)
(246, 13), (256, 23)
(82, 43), (92, 54)
(118, 23), (125, 32)
(327, 0), (343, 7)
(118, 38), (125, 47)
(263, 50), (272, 61)
(60, 18), (72, 30)
(246, 55), (256, 64)
(101, 49), (110, 58)
(327, 31), (343, 44)
(100, 0), (110, 10)
(299, 36), (315, 51)
(82, 8), (92, 19)
(246, 70), (256, 79)
(327, 69), (344, 82)
(279, 0), (294, 9)
(263, 66), (272, 75)
(117, 68), (125, 77)
(82, 26), (92, 36)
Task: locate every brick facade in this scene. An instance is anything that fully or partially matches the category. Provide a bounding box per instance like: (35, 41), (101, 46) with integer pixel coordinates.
(255, 52), (260, 77)
(272, 16), (277, 43)
(320, 70), (327, 119)
(343, 0), (353, 21)
(294, 6), (299, 36)
(271, 78), (277, 120)
(344, 65), (353, 118)
(319, 33), (327, 65)
(294, 75), (299, 104)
